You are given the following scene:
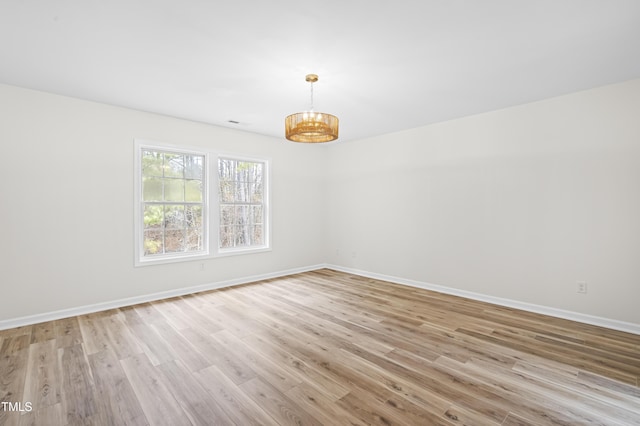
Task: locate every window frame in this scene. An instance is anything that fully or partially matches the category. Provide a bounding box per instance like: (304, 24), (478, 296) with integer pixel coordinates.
(214, 154), (271, 257)
(134, 140), (271, 267)
(134, 139), (210, 266)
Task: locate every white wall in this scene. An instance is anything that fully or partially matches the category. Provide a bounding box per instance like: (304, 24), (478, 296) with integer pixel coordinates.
(0, 84), (328, 322)
(2, 79), (639, 328)
(327, 79), (640, 325)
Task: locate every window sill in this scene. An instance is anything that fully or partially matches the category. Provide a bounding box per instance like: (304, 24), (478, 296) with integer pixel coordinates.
(215, 246), (272, 257)
(135, 252), (210, 267)
(135, 246), (271, 266)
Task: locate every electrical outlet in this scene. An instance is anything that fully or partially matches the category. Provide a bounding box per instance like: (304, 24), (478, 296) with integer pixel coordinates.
(577, 281), (588, 294)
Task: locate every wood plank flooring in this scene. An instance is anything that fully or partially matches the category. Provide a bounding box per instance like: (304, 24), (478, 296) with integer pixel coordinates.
(1, 269), (639, 425)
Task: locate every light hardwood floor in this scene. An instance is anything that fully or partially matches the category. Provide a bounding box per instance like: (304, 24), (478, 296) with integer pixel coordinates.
(1, 269), (639, 425)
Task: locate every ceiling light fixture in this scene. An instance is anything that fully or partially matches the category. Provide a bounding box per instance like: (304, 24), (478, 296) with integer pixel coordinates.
(285, 74), (339, 143)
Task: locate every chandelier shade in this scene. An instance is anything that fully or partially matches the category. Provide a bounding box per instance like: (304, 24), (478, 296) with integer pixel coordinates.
(285, 74), (339, 143)
(285, 111), (339, 143)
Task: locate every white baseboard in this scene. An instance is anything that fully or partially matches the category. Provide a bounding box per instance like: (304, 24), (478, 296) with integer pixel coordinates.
(325, 264), (640, 336)
(0, 264), (325, 331)
(3, 263), (639, 336)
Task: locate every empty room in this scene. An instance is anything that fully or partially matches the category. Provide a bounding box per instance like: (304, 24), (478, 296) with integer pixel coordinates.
(1, 1), (639, 425)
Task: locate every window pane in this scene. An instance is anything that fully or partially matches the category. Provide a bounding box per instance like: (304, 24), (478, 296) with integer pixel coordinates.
(185, 205), (202, 228)
(184, 155), (203, 179)
(220, 225), (233, 248)
(220, 205), (235, 227)
(242, 162), (259, 182)
(235, 206), (250, 226)
(186, 228), (203, 251)
(143, 204), (164, 229)
(143, 177), (163, 201)
(218, 159), (233, 180)
(185, 179), (202, 202)
(164, 229), (185, 252)
(164, 205), (185, 229)
(144, 230), (164, 255)
(252, 225), (263, 245)
(164, 179), (185, 202)
(250, 183), (263, 203)
(219, 181), (234, 203)
(235, 225), (249, 246)
(164, 154), (184, 178)
(142, 150), (163, 177)
(235, 181), (249, 202)
(251, 205), (263, 224)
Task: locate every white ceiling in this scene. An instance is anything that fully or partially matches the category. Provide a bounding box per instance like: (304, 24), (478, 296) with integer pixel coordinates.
(2, 1), (640, 142)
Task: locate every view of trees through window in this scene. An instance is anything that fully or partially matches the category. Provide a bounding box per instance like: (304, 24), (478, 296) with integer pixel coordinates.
(218, 158), (265, 249)
(142, 149), (205, 256)
(137, 144), (267, 263)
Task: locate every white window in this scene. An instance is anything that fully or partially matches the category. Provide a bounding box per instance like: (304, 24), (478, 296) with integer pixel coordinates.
(134, 140), (269, 266)
(134, 141), (208, 265)
(217, 157), (268, 253)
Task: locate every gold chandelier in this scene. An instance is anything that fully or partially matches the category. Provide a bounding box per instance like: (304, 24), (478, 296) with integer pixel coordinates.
(285, 74), (339, 143)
